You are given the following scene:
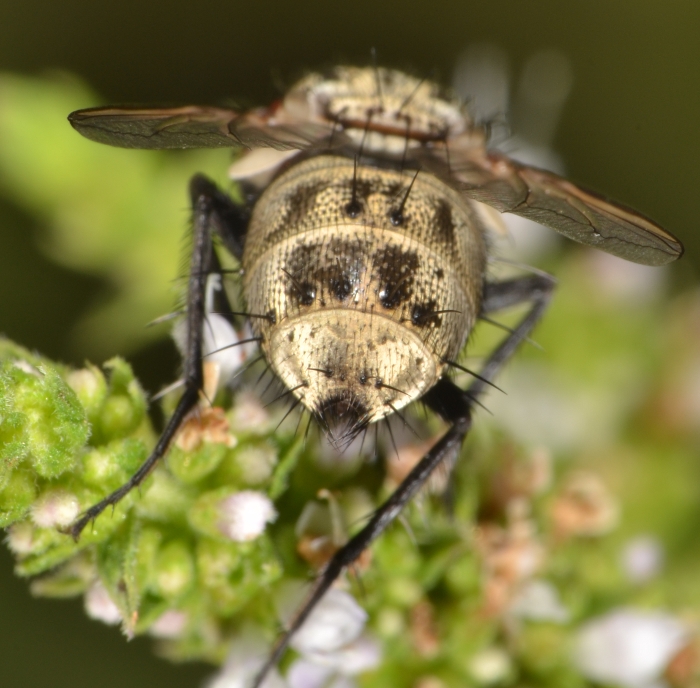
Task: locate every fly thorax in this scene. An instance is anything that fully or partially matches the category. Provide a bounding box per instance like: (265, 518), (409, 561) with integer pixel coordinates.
(282, 67), (480, 157)
(242, 155), (488, 442)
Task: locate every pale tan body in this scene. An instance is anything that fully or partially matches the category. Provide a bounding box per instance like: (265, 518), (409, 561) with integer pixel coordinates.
(243, 156), (489, 433)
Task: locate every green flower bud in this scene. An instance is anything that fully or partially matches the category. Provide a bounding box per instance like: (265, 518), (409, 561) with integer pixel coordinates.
(231, 442), (278, 486)
(30, 554), (95, 598)
(95, 358), (147, 442)
(376, 607), (406, 638)
(152, 540), (195, 600)
(195, 536), (281, 617)
(3, 363), (89, 480)
(168, 442), (229, 484)
(467, 646), (514, 686)
(384, 577), (423, 608)
(66, 364), (107, 421)
(0, 467), (37, 526)
(81, 438), (147, 492)
(99, 395), (137, 438)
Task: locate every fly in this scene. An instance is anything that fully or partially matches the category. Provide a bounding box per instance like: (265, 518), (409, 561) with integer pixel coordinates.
(65, 65), (683, 687)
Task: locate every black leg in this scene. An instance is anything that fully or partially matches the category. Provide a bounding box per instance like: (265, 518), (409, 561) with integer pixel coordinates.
(67, 175), (250, 540)
(189, 174), (249, 261)
(477, 273), (555, 385)
(250, 272), (555, 688)
(480, 274), (555, 315)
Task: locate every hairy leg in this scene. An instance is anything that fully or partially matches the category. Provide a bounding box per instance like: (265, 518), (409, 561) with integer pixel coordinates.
(67, 175), (249, 540)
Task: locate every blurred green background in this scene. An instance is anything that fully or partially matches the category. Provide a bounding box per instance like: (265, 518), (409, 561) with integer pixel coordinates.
(0, 1), (698, 687)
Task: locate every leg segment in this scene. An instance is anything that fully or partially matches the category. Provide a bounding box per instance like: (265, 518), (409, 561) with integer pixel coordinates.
(477, 273), (556, 385)
(250, 272), (555, 687)
(189, 173), (249, 261)
(67, 175), (249, 540)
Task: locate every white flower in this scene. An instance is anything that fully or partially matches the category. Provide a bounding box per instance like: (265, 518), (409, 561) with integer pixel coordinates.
(31, 490), (80, 528)
(573, 608), (687, 688)
(207, 629), (287, 688)
(287, 632), (381, 688)
(84, 581), (121, 625)
(211, 586), (383, 688)
(218, 490), (277, 542)
(290, 589), (368, 656)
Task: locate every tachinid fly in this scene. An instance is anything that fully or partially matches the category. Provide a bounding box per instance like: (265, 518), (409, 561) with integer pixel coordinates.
(66, 65), (683, 686)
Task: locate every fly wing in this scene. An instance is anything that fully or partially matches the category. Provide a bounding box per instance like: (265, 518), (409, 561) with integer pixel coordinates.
(443, 148), (683, 267)
(68, 105), (336, 151)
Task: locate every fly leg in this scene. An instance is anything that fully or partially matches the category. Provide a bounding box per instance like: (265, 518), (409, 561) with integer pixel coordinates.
(67, 175), (249, 540)
(250, 272), (555, 688)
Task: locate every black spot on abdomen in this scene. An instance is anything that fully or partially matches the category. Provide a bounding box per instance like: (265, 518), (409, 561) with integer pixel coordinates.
(286, 239), (369, 306)
(281, 181), (326, 228)
(374, 245), (419, 309)
(411, 300), (442, 328)
(433, 199), (455, 243)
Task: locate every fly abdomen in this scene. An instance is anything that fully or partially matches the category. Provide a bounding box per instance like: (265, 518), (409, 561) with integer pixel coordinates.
(242, 155), (488, 439)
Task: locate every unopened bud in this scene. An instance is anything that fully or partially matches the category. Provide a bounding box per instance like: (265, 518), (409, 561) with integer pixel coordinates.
(154, 540), (195, 600)
(150, 609), (188, 638)
(84, 581), (122, 625)
(6, 520), (36, 554)
(66, 365), (107, 418)
(31, 490), (80, 528)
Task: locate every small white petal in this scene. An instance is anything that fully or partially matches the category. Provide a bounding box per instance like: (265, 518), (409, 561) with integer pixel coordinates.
(202, 314), (247, 382)
(218, 490), (277, 542)
(290, 589), (368, 655)
(84, 581), (122, 625)
(574, 608), (687, 688)
(304, 635), (382, 675)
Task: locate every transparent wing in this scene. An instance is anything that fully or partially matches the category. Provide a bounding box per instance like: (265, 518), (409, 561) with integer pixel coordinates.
(68, 105), (337, 151)
(434, 147), (683, 266)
